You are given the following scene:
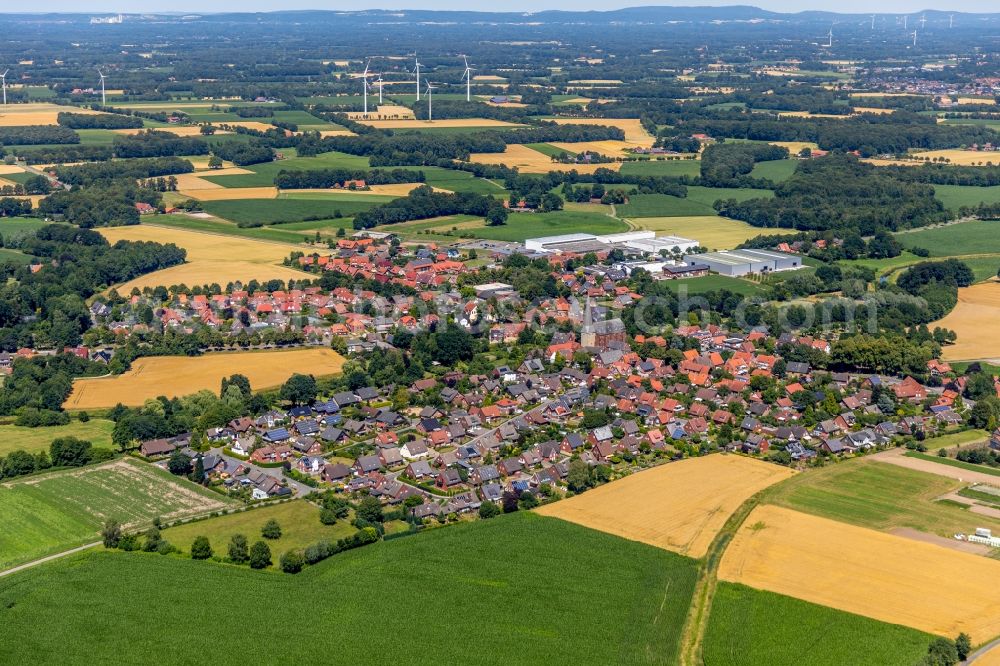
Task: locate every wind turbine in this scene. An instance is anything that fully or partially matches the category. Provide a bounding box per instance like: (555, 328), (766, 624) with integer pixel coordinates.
(919, 14), (926, 30)
(871, 14), (876, 30)
(826, 26), (833, 48)
(414, 54), (422, 102)
(903, 15), (908, 30)
(425, 81), (437, 122)
(949, 14), (954, 28)
(0, 70), (7, 106)
(376, 73), (384, 105)
(911, 30), (918, 47)
(361, 60), (370, 116)
(97, 68), (107, 105)
(461, 55), (474, 102)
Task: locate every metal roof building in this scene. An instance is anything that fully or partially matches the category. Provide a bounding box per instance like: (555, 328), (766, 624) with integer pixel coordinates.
(683, 249), (802, 276)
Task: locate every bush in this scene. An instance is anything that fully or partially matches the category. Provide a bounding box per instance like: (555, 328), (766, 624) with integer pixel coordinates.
(478, 501), (500, 519)
(249, 540), (272, 569)
(261, 519), (282, 539)
(280, 550), (305, 574)
(319, 508), (338, 525)
(100, 519), (122, 549)
(304, 541), (332, 564)
(190, 536), (213, 560)
(228, 533), (249, 564)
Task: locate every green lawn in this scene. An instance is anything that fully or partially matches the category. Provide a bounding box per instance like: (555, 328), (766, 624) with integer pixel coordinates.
(0, 512), (698, 664)
(619, 159), (701, 178)
(765, 457), (1000, 538)
(201, 196), (389, 225)
(617, 193), (715, 217)
(934, 184), (1000, 211)
(0, 217), (51, 240)
(750, 158), (799, 182)
(895, 221), (1000, 256)
(704, 583), (934, 666)
(0, 459), (231, 571)
(0, 419), (115, 456)
(202, 151), (371, 188)
(163, 500), (356, 569)
(470, 210), (628, 242)
(0, 248), (31, 264)
(420, 166), (508, 195)
(922, 429), (990, 451)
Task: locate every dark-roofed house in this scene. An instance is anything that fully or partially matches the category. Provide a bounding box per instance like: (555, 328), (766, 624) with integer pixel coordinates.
(323, 463), (353, 483)
(354, 454), (382, 474)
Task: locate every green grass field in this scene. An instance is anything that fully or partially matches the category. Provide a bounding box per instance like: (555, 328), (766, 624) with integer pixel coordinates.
(704, 583), (933, 666)
(202, 151), (371, 188)
(201, 196), (388, 225)
(617, 193), (714, 217)
(749, 158), (799, 182)
(895, 221), (1000, 256)
(470, 210), (628, 242)
(420, 166), (508, 194)
(934, 184), (1000, 211)
(145, 217), (315, 244)
(0, 248), (30, 264)
(619, 159), (701, 178)
(0, 512), (698, 664)
(0, 217), (51, 240)
(0, 419), (115, 456)
(0, 459), (231, 571)
(765, 457), (1000, 538)
(163, 500), (356, 569)
(921, 429), (990, 451)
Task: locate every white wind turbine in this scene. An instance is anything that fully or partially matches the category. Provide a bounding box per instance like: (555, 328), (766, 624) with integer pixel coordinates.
(376, 73), (384, 105)
(425, 81), (437, 121)
(826, 25), (833, 48)
(461, 55), (475, 102)
(97, 68), (107, 105)
(871, 14), (875, 30)
(903, 15), (908, 30)
(919, 14), (926, 30)
(414, 54), (422, 102)
(1, 70), (8, 106)
(361, 60), (371, 116)
(949, 14), (954, 28)
(912, 30), (918, 47)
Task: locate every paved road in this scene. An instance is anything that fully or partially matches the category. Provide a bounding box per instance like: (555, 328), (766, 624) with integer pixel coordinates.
(210, 448), (315, 496)
(0, 542), (100, 578)
(19, 162), (70, 190)
(966, 637), (1000, 664)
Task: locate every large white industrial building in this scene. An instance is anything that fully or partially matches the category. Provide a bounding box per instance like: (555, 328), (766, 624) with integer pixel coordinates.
(683, 249), (802, 276)
(524, 230), (699, 256)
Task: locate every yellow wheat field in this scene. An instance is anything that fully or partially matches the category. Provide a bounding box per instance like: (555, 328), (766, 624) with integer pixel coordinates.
(186, 157), (237, 170)
(0, 165), (25, 175)
(182, 186), (279, 201)
(911, 149), (1000, 166)
(720, 505), (1000, 638)
(936, 281), (1000, 361)
(222, 121), (276, 132)
(355, 118), (521, 129)
(317, 129), (356, 138)
(549, 140), (644, 158)
(66, 348), (346, 409)
(171, 168), (253, 192)
(768, 140), (821, 153)
(628, 216), (790, 251)
(548, 117), (655, 147)
(98, 224), (307, 291)
(468, 144), (623, 174)
(0, 103), (102, 127)
(536, 455), (795, 558)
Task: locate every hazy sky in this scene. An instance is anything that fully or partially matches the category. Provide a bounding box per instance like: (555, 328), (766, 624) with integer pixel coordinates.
(9, 2), (1000, 14)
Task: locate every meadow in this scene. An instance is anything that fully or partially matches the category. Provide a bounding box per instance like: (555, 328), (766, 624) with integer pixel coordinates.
(703, 583), (934, 666)
(749, 158), (799, 182)
(0, 419), (115, 456)
(658, 274), (764, 296)
(536, 455), (794, 558)
(163, 500), (357, 569)
(764, 457), (1000, 538)
(201, 150), (371, 188)
(97, 223), (309, 291)
(0, 459), (230, 570)
(618, 159), (701, 178)
(718, 504), (1000, 638)
(934, 184), (1000, 211)
(464, 210), (627, 242)
(0, 512), (698, 665)
(896, 220), (1000, 256)
(66, 348), (346, 410)
(201, 195), (390, 225)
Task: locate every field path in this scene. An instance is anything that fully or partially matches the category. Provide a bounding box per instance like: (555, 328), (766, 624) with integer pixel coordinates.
(873, 449), (1000, 485)
(0, 542), (99, 578)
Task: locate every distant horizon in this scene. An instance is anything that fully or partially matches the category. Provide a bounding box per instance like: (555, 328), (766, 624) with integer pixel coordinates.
(4, 3), (1000, 16)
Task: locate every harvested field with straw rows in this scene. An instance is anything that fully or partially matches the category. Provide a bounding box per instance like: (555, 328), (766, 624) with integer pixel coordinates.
(468, 144), (622, 174)
(0, 103), (101, 126)
(719, 504), (1000, 638)
(536, 455), (795, 558)
(66, 348), (346, 409)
